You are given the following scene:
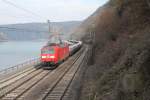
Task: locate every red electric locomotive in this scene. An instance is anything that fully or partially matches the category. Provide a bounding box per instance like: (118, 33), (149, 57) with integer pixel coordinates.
(41, 36), (69, 66)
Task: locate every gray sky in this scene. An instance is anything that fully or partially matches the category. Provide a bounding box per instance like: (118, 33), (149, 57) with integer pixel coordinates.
(0, 0), (108, 25)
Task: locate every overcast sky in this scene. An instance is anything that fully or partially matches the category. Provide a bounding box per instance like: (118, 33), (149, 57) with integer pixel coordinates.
(0, 0), (108, 25)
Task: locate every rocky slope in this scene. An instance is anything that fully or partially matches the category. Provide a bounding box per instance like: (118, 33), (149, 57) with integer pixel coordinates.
(72, 0), (150, 100)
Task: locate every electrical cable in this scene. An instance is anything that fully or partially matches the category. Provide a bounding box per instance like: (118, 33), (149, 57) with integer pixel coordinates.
(2, 0), (47, 20)
(1, 0), (51, 34)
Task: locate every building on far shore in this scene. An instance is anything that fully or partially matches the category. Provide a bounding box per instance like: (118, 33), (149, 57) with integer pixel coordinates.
(0, 32), (8, 41)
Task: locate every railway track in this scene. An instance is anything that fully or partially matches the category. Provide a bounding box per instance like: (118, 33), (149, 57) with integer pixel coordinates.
(0, 47), (87, 100)
(0, 58), (40, 81)
(0, 67), (36, 85)
(0, 68), (44, 98)
(43, 48), (86, 100)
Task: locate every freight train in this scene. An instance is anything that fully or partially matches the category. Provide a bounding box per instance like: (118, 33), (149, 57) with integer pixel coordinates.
(40, 40), (82, 67)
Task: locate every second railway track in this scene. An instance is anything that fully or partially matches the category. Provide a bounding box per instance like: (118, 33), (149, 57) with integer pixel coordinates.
(0, 47), (87, 100)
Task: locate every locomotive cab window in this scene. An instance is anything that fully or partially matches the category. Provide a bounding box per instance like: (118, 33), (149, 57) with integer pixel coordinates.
(41, 48), (55, 54)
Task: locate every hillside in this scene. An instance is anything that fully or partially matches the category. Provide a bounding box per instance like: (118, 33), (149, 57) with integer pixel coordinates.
(71, 0), (150, 100)
(0, 21), (81, 41)
(71, 6), (104, 40)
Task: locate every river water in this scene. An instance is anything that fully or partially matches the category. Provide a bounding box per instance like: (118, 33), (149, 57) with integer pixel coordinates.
(0, 41), (46, 70)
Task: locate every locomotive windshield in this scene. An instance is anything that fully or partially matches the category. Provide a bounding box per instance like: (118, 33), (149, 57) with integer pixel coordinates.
(41, 48), (54, 54)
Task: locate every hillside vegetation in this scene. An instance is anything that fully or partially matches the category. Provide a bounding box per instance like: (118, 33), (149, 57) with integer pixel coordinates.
(73, 0), (150, 100)
(0, 21), (81, 41)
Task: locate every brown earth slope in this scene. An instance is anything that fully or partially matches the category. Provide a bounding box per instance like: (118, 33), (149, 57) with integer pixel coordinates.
(72, 0), (150, 100)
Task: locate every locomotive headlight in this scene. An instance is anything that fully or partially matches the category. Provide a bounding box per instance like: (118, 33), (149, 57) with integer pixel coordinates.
(42, 56), (46, 58)
(50, 56), (55, 58)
